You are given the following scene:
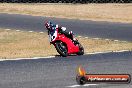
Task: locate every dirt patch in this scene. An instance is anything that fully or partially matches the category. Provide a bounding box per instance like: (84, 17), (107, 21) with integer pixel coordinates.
(0, 29), (132, 59)
(0, 3), (132, 23)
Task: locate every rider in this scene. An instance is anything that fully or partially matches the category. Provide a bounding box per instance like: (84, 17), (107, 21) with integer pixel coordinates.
(45, 21), (78, 43)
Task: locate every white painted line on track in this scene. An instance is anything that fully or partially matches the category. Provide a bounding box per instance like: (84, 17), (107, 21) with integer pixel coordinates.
(85, 51), (112, 55)
(80, 36), (129, 44)
(1, 29), (130, 61)
(5, 29), (11, 31)
(122, 41), (127, 43)
(0, 50), (131, 61)
(83, 84), (98, 86)
(84, 37), (88, 39)
(113, 50), (130, 53)
(105, 39), (110, 41)
(93, 38), (100, 40)
(78, 36), (82, 38)
(3, 29), (128, 44)
(33, 56), (55, 59)
(114, 40), (119, 42)
(2, 29), (128, 43)
(85, 50), (131, 55)
(66, 85), (80, 88)
(16, 30), (20, 32)
(39, 32), (44, 33)
(0, 56), (55, 61)
(28, 31), (33, 32)
(66, 84), (98, 88)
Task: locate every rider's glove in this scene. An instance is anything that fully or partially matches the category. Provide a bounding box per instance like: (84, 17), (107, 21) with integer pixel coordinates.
(69, 31), (74, 35)
(61, 27), (66, 31)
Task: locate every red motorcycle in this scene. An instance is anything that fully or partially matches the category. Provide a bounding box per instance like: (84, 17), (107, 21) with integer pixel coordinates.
(48, 28), (84, 57)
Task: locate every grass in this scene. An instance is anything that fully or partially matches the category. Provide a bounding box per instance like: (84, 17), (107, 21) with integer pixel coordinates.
(0, 3), (132, 23)
(0, 29), (56, 59)
(0, 29), (132, 59)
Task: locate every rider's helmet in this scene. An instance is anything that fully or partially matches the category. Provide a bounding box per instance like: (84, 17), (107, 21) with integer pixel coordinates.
(45, 21), (53, 31)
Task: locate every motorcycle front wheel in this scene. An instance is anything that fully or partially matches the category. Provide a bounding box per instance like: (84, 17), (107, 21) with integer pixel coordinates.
(76, 75), (87, 85)
(55, 41), (68, 57)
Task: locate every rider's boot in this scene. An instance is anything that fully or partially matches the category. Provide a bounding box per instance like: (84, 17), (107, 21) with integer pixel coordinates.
(72, 38), (79, 44)
(68, 31), (79, 44)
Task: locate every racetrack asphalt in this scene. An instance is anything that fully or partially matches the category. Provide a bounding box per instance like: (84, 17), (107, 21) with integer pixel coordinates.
(0, 13), (132, 41)
(0, 51), (132, 88)
(0, 13), (132, 88)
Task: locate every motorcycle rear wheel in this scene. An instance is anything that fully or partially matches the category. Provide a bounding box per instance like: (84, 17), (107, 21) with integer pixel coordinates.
(55, 41), (68, 57)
